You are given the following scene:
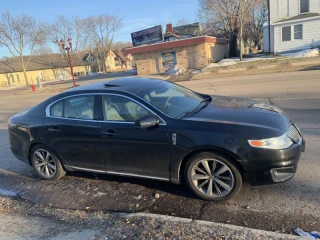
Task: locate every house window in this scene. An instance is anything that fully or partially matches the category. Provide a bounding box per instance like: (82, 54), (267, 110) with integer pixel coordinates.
(282, 26), (291, 41)
(294, 24), (303, 39)
(16, 74), (20, 82)
(300, 0), (309, 13)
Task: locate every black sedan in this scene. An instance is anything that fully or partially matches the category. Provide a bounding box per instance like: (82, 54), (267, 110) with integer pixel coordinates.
(8, 78), (305, 201)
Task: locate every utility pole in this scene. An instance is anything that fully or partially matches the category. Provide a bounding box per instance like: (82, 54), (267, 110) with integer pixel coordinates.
(239, 0), (244, 61)
(268, 0), (271, 53)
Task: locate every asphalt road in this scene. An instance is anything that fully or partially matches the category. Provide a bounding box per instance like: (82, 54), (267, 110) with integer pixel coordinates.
(0, 70), (319, 233)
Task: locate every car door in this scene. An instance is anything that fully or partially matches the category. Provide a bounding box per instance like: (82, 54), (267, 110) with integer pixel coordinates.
(98, 94), (171, 180)
(43, 94), (103, 171)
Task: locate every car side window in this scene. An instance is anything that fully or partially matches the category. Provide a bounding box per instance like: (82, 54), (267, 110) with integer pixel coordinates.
(50, 100), (63, 117)
(49, 95), (95, 120)
(102, 95), (150, 122)
(64, 96), (95, 120)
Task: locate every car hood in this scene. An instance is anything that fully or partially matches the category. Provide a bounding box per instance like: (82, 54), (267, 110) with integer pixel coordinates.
(184, 95), (291, 132)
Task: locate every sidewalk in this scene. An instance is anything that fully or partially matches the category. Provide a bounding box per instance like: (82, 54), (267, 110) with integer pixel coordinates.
(0, 196), (299, 240)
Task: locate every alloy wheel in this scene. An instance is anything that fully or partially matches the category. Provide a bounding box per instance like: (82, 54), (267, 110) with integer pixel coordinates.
(191, 159), (234, 197)
(33, 149), (57, 178)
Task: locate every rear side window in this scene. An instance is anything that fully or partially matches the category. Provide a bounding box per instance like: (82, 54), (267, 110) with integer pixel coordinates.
(50, 100), (63, 117)
(64, 96), (95, 120)
(49, 95), (95, 120)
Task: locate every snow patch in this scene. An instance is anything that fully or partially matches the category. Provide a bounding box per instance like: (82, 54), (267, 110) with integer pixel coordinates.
(280, 48), (320, 58)
(87, 72), (99, 76)
(164, 65), (187, 76)
(203, 57), (271, 70)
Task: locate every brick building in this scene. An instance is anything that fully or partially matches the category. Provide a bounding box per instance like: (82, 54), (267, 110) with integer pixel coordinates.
(125, 36), (229, 75)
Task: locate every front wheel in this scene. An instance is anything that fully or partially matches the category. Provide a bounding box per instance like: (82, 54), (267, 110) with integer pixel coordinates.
(30, 144), (66, 181)
(185, 152), (242, 201)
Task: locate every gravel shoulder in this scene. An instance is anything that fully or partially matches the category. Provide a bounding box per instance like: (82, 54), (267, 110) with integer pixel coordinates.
(0, 196), (299, 240)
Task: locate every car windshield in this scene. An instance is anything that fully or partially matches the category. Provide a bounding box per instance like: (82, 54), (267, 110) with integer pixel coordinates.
(136, 81), (209, 118)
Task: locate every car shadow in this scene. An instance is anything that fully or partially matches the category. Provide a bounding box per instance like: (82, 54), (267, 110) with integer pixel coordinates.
(66, 170), (196, 200)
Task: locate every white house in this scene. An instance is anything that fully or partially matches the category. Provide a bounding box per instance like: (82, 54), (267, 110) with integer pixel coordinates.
(264, 0), (320, 53)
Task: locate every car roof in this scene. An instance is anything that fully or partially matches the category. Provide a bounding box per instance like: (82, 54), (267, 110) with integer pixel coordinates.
(67, 77), (163, 94)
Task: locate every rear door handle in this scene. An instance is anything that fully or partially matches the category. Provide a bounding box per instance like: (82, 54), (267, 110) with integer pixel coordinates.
(48, 127), (61, 133)
(102, 130), (116, 137)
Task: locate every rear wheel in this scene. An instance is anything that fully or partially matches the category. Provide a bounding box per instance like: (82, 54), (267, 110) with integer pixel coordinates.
(30, 144), (66, 181)
(185, 152), (242, 201)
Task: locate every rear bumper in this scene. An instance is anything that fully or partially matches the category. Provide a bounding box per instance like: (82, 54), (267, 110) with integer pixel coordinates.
(245, 137), (304, 186)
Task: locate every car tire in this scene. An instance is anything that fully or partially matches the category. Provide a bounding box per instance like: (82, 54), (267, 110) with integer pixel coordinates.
(30, 144), (66, 181)
(184, 152), (242, 201)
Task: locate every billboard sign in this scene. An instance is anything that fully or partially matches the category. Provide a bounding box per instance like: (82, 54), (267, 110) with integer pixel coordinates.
(131, 25), (163, 46)
(161, 51), (177, 69)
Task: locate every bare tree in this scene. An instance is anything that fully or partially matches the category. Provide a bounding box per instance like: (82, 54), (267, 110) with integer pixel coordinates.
(239, 0), (266, 59)
(33, 45), (54, 64)
(176, 18), (189, 26)
(197, 0), (263, 60)
(0, 11), (47, 85)
(34, 46), (53, 56)
(48, 15), (83, 61)
(248, 1), (268, 46)
(111, 41), (133, 50)
(197, 0), (239, 40)
(82, 14), (123, 72)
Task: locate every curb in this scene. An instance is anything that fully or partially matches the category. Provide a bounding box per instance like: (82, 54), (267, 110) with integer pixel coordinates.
(125, 212), (300, 239)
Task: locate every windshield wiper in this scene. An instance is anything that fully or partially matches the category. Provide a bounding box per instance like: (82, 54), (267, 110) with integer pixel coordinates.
(178, 97), (211, 119)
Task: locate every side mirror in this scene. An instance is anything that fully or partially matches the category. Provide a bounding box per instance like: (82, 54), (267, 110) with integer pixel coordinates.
(135, 115), (159, 129)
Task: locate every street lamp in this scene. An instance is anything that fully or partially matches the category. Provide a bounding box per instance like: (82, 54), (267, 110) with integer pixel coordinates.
(60, 38), (76, 87)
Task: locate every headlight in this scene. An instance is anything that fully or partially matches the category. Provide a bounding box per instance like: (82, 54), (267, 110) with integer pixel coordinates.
(248, 134), (293, 150)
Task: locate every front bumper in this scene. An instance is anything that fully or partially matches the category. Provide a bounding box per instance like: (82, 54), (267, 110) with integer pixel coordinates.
(245, 137), (305, 186)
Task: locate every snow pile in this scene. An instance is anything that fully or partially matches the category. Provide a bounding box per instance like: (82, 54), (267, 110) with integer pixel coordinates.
(203, 57), (270, 70)
(87, 72), (99, 76)
(164, 65), (187, 76)
(192, 69), (201, 74)
(280, 48), (320, 58)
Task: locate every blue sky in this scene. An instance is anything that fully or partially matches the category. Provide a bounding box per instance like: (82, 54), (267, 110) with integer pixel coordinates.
(0, 0), (198, 57)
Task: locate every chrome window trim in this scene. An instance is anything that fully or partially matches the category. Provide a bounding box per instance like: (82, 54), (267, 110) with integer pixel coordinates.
(45, 92), (166, 125)
(106, 171), (169, 181)
(45, 93), (101, 117)
(70, 166), (169, 181)
(46, 116), (98, 122)
(71, 166), (105, 173)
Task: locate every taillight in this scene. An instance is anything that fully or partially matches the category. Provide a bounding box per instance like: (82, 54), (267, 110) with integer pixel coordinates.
(8, 117), (12, 128)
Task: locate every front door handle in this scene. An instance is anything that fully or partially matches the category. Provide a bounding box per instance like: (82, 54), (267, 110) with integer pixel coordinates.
(102, 130), (116, 137)
(48, 127), (61, 133)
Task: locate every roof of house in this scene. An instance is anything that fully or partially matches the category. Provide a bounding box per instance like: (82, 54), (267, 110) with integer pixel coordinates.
(0, 54), (88, 74)
(275, 13), (320, 24)
(114, 50), (126, 62)
(82, 53), (90, 61)
(173, 22), (202, 37)
(125, 36), (229, 55)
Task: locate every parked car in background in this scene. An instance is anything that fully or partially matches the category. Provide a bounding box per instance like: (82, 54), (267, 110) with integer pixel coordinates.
(8, 78), (305, 201)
